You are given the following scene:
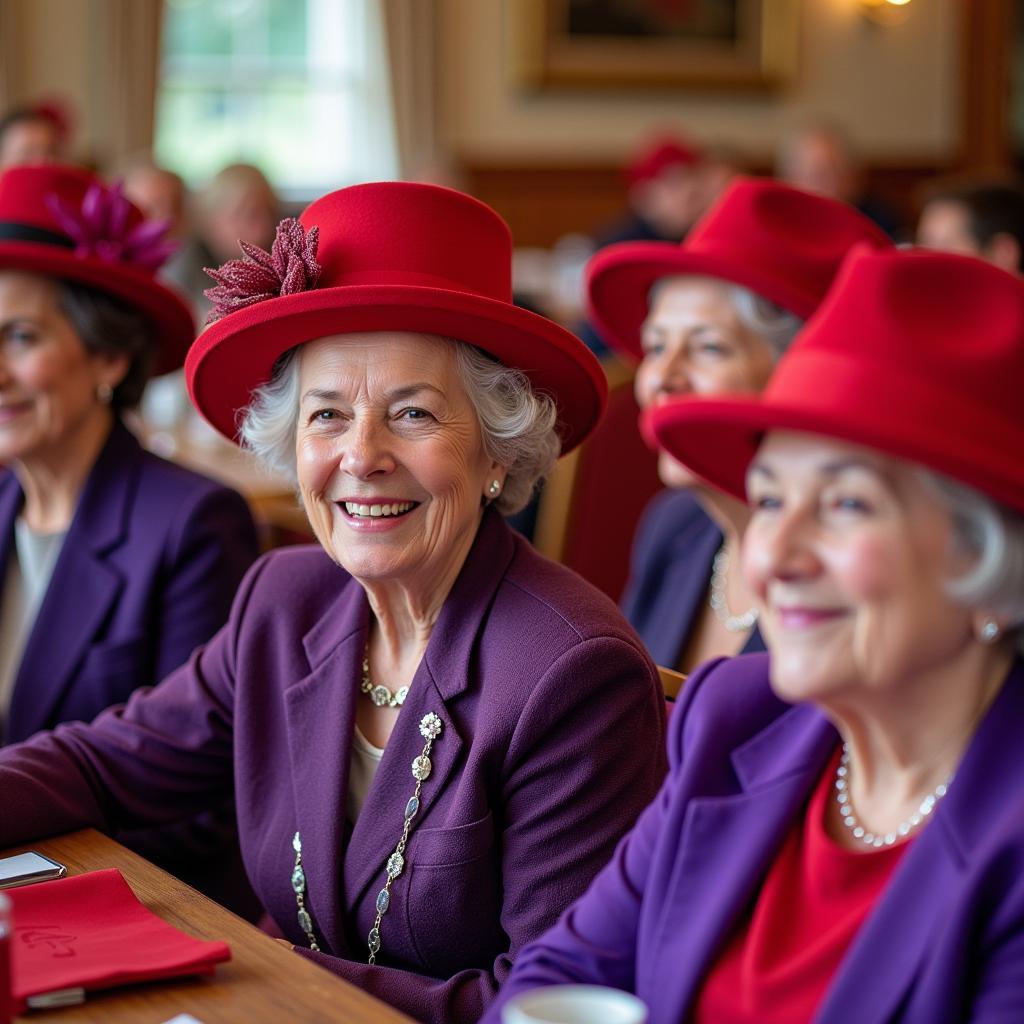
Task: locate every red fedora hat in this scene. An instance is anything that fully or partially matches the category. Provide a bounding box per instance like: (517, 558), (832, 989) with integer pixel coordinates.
(649, 246), (1024, 515)
(186, 181), (606, 452)
(0, 164), (193, 376)
(587, 177), (892, 361)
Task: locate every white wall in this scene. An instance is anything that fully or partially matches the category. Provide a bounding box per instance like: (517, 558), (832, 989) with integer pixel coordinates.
(440, 0), (961, 163)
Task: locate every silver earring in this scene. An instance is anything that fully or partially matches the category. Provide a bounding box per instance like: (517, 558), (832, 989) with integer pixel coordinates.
(980, 619), (1001, 644)
(487, 480), (501, 497)
(97, 382), (113, 405)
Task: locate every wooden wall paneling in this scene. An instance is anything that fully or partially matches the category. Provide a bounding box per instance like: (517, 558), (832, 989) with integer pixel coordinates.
(960, 0), (1016, 170)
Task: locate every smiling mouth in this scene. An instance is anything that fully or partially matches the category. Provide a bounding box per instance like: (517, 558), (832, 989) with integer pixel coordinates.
(774, 607), (847, 629)
(341, 500), (420, 520)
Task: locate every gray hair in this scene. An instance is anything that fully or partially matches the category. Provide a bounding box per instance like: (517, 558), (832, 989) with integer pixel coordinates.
(920, 469), (1024, 655)
(238, 336), (560, 516)
(647, 276), (803, 357)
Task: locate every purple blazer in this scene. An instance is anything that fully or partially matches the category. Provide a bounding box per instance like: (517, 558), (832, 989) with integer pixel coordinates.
(0, 419), (259, 743)
(620, 490), (764, 667)
(485, 652), (1024, 1024)
(0, 509), (667, 1024)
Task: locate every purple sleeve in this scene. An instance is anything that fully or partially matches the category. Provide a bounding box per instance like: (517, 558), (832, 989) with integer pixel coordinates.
(151, 485), (259, 682)
(297, 637), (668, 1024)
(479, 659), (722, 1024)
(0, 557), (269, 848)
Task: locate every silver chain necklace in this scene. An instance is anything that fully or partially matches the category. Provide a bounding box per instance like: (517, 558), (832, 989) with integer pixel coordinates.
(709, 544), (759, 633)
(360, 649), (409, 708)
(834, 742), (952, 849)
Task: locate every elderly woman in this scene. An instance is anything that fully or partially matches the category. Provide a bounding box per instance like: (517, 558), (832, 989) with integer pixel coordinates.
(485, 246), (1024, 1022)
(0, 164), (258, 743)
(0, 164), (260, 914)
(0, 181), (666, 1024)
(587, 178), (889, 670)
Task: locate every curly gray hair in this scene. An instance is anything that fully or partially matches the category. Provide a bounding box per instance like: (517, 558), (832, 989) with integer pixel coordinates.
(238, 334), (560, 515)
(920, 469), (1024, 655)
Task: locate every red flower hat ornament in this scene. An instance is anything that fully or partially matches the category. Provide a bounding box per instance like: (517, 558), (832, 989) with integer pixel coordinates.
(204, 218), (321, 324)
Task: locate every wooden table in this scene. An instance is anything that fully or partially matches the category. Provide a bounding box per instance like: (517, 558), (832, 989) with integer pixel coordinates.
(4, 830), (414, 1024)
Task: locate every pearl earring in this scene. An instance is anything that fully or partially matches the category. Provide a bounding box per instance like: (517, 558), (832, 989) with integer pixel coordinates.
(980, 619), (1001, 643)
(487, 480), (501, 497)
(97, 382), (113, 405)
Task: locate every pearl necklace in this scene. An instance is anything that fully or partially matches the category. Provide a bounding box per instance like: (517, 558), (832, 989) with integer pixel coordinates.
(360, 649), (408, 708)
(834, 743), (952, 849)
(709, 544), (759, 633)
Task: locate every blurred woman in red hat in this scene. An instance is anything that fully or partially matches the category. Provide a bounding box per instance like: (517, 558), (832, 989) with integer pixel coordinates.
(487, 247), (1024, 1023)
(0, 180), (666, 1024)
(587, 177), (890, 674)
(0, 163), (260, 909)
(0, 164), (258, 741)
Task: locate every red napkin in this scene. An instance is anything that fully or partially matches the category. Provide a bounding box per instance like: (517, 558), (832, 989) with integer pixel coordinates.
(8, 868), (231, 1012)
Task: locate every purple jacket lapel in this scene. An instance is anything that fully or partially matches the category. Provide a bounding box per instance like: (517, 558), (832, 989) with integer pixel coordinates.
(342, 511), (513, 922)
(283, 577), (366, 957)
(0, 473), (21, 597)
(642, 704), (838, 1016)
(284, 510), (514, 958)
(7, 423), (136, 737)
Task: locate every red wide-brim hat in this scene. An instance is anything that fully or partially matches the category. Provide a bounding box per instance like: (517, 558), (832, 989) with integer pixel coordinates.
(0, 164), (194, 376)
(649, 245), (1024, 515)
(186, 181), (606, 453)
(587, 177), (892, 361)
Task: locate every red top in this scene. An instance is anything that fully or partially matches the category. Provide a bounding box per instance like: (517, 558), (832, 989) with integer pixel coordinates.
(693, 749), (913, 1023)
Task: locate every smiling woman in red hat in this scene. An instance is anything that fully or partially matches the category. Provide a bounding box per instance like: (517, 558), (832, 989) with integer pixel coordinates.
(487, 247), (1024, 1023)
(587, 176), (890, 674)
(0, 180), (666, 1024)
(0, 162), (261, 911)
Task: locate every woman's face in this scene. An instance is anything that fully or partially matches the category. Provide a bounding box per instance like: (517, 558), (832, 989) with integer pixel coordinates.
(0, 271), (122, 465)
(295, 332), (500, 592)
(635, 276), (776, 488)
(743, 431), (977, 706)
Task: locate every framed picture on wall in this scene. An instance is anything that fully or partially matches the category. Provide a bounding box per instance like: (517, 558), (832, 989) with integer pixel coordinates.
(510, 0), (798, 91)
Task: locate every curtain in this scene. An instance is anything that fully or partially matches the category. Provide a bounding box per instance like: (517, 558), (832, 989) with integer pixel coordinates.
(0, 1), (26, 112)
(381, 0), (440, 180)
(94, 0), (164, 165)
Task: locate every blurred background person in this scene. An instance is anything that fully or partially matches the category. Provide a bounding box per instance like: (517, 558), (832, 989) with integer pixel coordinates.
(916, 177), (1024, 274)
(777, 121), (902, 238)
(0, 100), (71, 169)
(597, 133), (707, 248)
(587, 178), (890, 671)
(198, 162), (279, 266)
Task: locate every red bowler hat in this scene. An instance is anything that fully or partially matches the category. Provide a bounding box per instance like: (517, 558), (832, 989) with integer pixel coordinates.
(0, 164), (193, 375)
(587, 177), (892, 361)
(648, 246), (1024, 515)
(186, 181), (607, 452)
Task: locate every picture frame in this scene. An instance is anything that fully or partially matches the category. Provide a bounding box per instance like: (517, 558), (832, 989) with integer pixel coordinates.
(510, 0), (799, 92)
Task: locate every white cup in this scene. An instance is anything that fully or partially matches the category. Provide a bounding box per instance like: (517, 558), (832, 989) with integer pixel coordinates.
(502, 985), (648, 1024)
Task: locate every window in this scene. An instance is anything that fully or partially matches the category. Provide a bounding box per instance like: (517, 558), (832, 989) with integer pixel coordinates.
(156, 0), (397, 199)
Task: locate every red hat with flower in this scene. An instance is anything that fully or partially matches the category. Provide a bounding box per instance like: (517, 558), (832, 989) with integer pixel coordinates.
(0, 164), (193, 375)
(187, 181), (606, 452)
